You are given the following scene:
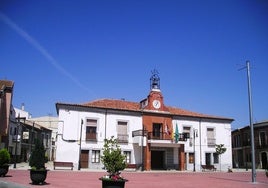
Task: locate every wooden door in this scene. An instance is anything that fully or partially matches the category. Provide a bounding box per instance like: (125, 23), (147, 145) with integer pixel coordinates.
(81, 150), (89, 168)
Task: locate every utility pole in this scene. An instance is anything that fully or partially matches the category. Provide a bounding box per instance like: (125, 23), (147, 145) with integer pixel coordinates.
(193, 128), (198, 172)
(239, 61), (256, 183)
(246, 61), (256, 183)
(78, 119), (83, 170)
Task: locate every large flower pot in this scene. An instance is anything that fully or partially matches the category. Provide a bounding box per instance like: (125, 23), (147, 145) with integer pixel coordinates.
(100, 179), (127, 188)
(0, 165), (9, 177)
(30, 169), (48, 185)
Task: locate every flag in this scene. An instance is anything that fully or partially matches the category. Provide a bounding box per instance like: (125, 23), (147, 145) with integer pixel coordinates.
(175, 123), (179, 143)
(171, 124), (174, 140)
(164, 121), (171, 135)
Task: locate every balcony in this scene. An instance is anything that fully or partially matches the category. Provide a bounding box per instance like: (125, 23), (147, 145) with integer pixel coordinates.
(256, 143), (267, 149)
(207, 138), (216, 147)
(117, 134), (128, 143)
(148, 132), (187, 141)
(86, 133), (97, 141)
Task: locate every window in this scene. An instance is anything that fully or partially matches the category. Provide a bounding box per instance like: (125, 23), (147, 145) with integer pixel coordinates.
(259, 131), (266, 147)
(86, 119), (97, 141)
(213, 153), (219, 164)
(183, 126), (191, 139)
(46, 134), (50, 147)
(207, 128), (215, 147)
(91, 150), (100, 163)
(152, 123), (162, 139)
(243, 133), (250, 146)
(189, 153), (194, 163)
(124, 151), (131, 164)
(117, 121), (128, 143)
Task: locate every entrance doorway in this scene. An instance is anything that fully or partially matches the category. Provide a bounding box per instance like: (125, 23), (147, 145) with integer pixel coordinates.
(261, 152), (267, 169)
(205, 153), (211, 165)
(80, 150), (89, 168)
(151, 150), (165, 170)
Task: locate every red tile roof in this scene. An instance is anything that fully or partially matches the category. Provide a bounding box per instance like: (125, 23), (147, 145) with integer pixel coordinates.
(0, 80), (14, 89)
(57, 98), (233, 121)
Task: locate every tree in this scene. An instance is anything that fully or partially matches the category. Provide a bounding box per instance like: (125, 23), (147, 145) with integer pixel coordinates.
(101, 136), (127, 177)
(215, 144), (227, 171)
(29, 139), (46, 170)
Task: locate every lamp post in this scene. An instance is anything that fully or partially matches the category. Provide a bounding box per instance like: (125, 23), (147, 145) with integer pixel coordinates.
(193, 128), (198, 172)
(78, 119), (83, 170)
(30, 122), (35, 154)
(13, 117), (20, 168)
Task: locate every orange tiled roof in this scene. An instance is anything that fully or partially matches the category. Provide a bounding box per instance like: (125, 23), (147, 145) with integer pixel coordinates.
(56, 98), (233, 121)
(0, 80), (14, 89)
(83, 99), (141, 111)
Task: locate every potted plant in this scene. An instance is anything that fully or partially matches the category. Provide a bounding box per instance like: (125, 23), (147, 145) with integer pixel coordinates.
(100, 136), (128, 188)
(0, 148), (10, 177)
(29, 139), (48, 185)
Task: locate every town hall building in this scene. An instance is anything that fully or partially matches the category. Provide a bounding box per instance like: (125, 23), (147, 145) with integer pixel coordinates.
(55, 71), (233, 171)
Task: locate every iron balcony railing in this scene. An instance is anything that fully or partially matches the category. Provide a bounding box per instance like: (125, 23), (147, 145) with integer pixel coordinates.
(117, 134), (129, 143)
(207, 138), (216, 147)
(86, 133), (97, 141)
(148, 132), (187, 141)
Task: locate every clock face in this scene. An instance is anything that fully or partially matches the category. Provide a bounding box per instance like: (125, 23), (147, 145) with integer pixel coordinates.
(152, 100), (161, 109)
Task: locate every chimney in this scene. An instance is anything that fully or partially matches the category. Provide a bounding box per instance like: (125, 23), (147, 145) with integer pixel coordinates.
(21, 103), (25, 111)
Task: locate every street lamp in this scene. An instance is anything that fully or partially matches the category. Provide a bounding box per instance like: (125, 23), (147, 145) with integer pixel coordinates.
(13, 117), (20, 168)
(193, 128), (198, 172)
(78, 119), (83, 170)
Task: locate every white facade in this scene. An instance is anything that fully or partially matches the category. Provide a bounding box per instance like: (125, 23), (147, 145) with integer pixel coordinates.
(56, 102), (233, 171)
(176, 118), (232, 171)
(56, 106), (143, 170)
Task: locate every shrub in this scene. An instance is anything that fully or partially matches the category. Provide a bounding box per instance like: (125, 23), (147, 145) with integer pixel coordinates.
(101, 136), (127, 179)
(0, 148), (10, 166)
(29, 139), (46, 170)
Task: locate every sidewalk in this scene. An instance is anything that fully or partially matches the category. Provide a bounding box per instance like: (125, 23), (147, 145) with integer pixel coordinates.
(2, 163), (268, 188)
(10, 162), (54, 171)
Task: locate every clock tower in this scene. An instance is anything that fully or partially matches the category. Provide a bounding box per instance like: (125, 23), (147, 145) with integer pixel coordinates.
(147, 69), (165, 111)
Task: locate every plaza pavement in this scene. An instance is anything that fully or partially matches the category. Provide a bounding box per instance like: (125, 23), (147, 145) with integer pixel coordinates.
(0, 162), (267, 188)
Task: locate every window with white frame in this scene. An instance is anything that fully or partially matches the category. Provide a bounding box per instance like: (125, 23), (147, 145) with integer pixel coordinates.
(124, 151), (131, 163)
(189, 153), (194, 163)
(91, 150), (100, 163)
(213, 153), (219, 164)
(86, 119), (97, 141)
(183, 126), (191, 139)
(117, 121), (128, 143)
(207, 128), (215, 147)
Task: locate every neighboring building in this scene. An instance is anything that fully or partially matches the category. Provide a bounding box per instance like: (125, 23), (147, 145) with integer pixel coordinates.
(55, 71), (233, 171)
(14, 106), (53, 162)
(30, 116), (58, 161)
(232, 120), (268, 169)
(0, 79), (53, 163)
(0, 80), (15, 149)
(12, 118), (52, 162)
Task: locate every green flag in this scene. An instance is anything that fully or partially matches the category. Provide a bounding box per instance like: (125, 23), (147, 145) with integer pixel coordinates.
(175, 123), (179, 143)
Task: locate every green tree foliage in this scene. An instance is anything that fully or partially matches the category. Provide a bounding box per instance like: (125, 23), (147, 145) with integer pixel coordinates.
(0, 148), (10, 166)
(101, 136), (126, 175)
(215, 144), (227, 171)
(216, 144), (227, 155)
(29, 139), (46, 170)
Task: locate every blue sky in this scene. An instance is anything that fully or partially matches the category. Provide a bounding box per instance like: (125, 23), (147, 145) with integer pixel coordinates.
(1, 0), (267, 129)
